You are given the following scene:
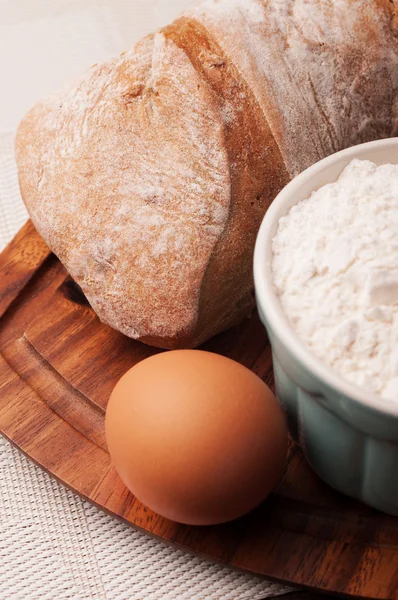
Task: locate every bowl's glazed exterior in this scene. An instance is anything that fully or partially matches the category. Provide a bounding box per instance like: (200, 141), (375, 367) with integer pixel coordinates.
(254, 139), (398, 516)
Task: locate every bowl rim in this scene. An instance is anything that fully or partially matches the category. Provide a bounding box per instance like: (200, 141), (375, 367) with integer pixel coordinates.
(254, 137), (398, 419)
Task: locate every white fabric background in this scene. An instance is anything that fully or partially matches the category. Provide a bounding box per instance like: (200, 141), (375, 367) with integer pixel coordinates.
(0, 2), (294, 599)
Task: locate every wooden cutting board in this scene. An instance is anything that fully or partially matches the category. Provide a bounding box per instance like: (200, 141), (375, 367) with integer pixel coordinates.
(0, 221), (397, 600)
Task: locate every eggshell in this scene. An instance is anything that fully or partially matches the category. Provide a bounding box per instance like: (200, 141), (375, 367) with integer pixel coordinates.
(105, 350), (288, 525)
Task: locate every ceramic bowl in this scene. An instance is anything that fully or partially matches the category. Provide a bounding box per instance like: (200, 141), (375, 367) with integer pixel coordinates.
(254, 138), (398, 516)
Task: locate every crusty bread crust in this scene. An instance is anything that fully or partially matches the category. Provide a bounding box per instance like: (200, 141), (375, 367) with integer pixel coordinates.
(16, 0), (398, 349)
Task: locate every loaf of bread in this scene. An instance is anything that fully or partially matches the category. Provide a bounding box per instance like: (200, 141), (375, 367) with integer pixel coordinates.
(16, 0), (398, 349)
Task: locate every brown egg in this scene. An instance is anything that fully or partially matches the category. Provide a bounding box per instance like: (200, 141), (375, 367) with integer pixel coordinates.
(105, 350), (288, 525)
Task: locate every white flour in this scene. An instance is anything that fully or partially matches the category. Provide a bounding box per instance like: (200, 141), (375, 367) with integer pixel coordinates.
(272, 159), (398, 402)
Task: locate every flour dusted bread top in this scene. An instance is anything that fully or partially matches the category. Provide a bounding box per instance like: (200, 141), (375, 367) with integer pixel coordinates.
(188, 0), (398, 175)
(16, 33), (232, 346)
(16, 0), (398, 349)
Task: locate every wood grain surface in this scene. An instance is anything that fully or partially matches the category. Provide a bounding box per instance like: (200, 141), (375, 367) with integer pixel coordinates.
(0, 222), (397, 600)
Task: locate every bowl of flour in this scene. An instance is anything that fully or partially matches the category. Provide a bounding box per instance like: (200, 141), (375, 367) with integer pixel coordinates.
(254, 138), (398, 516)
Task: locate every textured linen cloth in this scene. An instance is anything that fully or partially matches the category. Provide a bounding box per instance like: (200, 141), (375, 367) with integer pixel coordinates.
(0, 2), (293, 599)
